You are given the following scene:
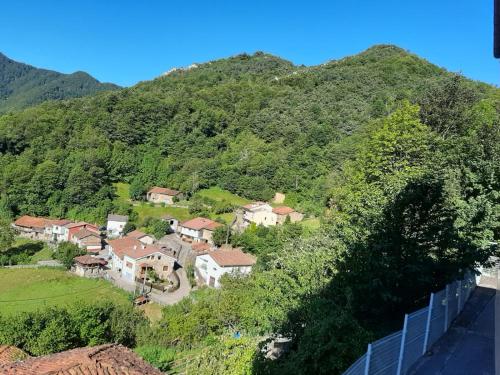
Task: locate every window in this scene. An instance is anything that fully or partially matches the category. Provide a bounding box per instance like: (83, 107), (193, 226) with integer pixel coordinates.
(163, 266), (168, 272)
(158, 256), (161, 260)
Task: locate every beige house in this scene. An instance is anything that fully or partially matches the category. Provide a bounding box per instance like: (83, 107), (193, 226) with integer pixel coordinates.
(239, 202), (304, 227)
(12, 216), (49, 240)
(108, 237), (176, 283)
(178, 217), (222, 244)
(147, 187), (183, 205)
(126, 230), (155, 245)
(272, 206), (304, 224)
(72, 255), (108, 278)
(71, 228), (102, 253)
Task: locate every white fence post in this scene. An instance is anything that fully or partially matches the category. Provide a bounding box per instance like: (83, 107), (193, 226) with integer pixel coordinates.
(364, 343), (372, 375)
(422, 293), (434, 355)
(444, 284), (449, 332)
(396, 314), (409, 375)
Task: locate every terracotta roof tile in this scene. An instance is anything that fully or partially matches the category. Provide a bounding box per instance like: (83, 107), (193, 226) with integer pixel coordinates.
(109, 238), (170, 260)
(72, 228), (100, 240)
(148, 186), (181, 196)
(13, 216), (48, 229)
(206, 249), (256, 267)
(0, 346), (29, 366)
(192, 242), (211, 253)
(74, 255), (107, 266)
(272, 206), (295, 215)
(127, 230), (149, 239)
(0, 344), (162, 374)
(180, 217), (222, 231)
(242, 201), (269, 210)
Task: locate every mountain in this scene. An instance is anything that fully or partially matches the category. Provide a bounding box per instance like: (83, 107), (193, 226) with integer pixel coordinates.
(0, 52), (119, 112)
(0, 45), (495, 220)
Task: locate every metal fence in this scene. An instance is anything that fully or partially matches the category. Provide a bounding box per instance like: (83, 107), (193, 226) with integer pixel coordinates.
(343, 272), (477, 375)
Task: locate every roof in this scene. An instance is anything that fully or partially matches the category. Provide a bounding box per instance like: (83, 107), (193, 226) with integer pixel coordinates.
(65, 222), (98, 230)
(73, 228), (100, 240)
(127, 230), (150, 239)
(272, 206), (295, 215)
(148, 186), (181, 196)
(107, 214), (128, 222)
(108, 238), (168, 260)
(206, 249), (257, 267)
(0, 346), (29, 366)
(192, 242), (211, 253)
(45, 219), (72, 227)
(74, 255), (107, 266)
(180, 217), (222, 231)
(13, 216), (48, 229)
(0, 344), (162, 374)
(242, 202), (271, 211)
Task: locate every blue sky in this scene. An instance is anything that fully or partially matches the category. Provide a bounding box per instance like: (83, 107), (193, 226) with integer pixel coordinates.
(0, 0), (497, 87)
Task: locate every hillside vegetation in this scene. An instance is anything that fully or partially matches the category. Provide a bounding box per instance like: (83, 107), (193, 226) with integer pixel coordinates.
(0, 52), (119, 113)
(0, 45), (499, 374)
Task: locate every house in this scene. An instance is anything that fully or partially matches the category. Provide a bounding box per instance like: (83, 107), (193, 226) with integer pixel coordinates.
(72, 255), (108, 278)
(161, 214), (179, 232)
(178, 217), (222, 244)
(12, 216), (49, 240)
(108, 237), (176, 282)
(241, 202), (276, 227)
(44, 219), (73, 243)
(0, 344), (163, 374)
(66, 222), (100, 242)
(272, 206), (304, 224)
(147, 187), (183, 205)
(195, 248), (256, 287)
(127, 230), (155, 245)
(71, 228), (102, 253)
(107, 214), (128, 237)
(238, 202), (303, 227)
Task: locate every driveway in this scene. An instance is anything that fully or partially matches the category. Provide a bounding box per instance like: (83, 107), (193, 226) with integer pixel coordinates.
(409, 277), (497, 375)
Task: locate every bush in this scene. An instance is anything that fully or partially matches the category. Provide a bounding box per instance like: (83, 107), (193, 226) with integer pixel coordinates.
(52, 242), (86, 269)
(135, 346), (175, 371)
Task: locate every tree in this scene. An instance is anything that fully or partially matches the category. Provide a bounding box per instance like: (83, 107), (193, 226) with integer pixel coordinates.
(212, 225), (230, 247)
(0, 219), (15, 252)
(52, 242), (85, 269)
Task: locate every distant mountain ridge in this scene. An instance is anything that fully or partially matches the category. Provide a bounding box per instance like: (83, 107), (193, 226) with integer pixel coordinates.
(0, 52), (119, 112)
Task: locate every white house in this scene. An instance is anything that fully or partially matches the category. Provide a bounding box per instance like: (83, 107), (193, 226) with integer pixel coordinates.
(108, 237), (176, 282)
(161, 215), (179, 232)
(126, 230), (155, 245)
(239, 202), (304, 227)
(194, 248), (256, 288)
(44, 219), (73, 243)
(178, 217), (222, 244)
(107, 214), (128, 237)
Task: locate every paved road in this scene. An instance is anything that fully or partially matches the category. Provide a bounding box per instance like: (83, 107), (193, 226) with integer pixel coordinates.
(410, 280), (496, 375)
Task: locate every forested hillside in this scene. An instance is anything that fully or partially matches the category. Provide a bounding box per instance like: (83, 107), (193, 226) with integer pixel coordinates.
(0, 52), (119, 112)
(0, 45), (499, 374)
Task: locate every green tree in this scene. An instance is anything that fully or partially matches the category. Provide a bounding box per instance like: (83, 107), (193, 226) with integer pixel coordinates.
(52, 242), (86, 269)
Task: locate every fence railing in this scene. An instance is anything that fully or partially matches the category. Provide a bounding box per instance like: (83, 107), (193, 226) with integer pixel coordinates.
(343, 272), (477, 375)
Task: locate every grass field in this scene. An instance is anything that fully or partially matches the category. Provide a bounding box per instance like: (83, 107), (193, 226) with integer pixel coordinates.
(134, 204), (192, 222)
(29, 246), (54, 264)
(114, 182), (131, 203)
(0, 268), (131, 316)
(195, 187), (251, 206)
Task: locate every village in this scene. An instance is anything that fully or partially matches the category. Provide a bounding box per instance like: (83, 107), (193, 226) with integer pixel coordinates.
(8, 185), (305, 306)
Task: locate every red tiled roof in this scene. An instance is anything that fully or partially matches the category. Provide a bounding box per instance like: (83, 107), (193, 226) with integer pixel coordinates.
(272, 206), (295, 215)
(181, 217), (222, 231)
(74, 255), (107, 266)
(73, 228), (100, 240)
(0, 346), (28, 366)
(13, 216), (48, 229)
(207, 249), (257, 267)
(127, 230), (150, 239)
(148, 186), (181, 196)
(192, 242), (211, 253)
(44, 219), (72, 228)
(108, 238), (166, 260)
(0, 344), (162, 374)
(65, 222), (99, 231)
